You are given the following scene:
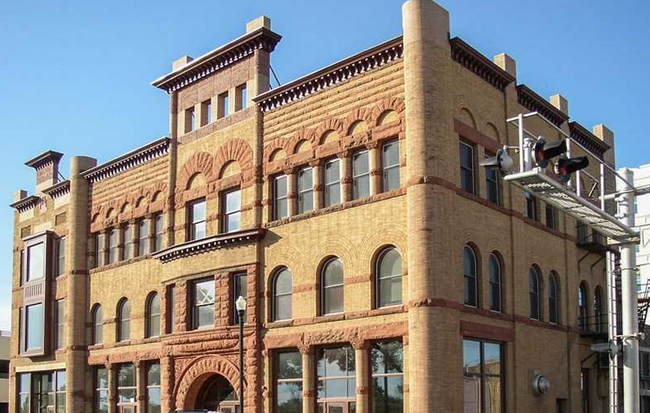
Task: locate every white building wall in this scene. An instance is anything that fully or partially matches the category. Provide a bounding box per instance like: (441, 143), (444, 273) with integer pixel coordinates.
(630, 164), (650, 295)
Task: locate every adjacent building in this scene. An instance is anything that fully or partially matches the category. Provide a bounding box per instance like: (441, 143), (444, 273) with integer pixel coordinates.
(9, 1), (621, 412)
(1, 331), (9, 413)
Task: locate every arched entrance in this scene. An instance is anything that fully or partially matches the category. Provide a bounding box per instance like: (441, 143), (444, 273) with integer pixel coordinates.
(194, 374), (239, 412)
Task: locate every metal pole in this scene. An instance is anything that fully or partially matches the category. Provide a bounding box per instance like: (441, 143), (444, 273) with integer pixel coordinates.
(239, 309), (245, 413)
(606, 250), (619, 413)
(518, 113), (524, 173)
(617, 167), (639, 413)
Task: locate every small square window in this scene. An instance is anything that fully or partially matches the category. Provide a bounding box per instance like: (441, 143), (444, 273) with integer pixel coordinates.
(235, 84), (247, 111)
(184, 107), (195, 133)
(218, 92), (229, 119)
(201, 99), (212, 126)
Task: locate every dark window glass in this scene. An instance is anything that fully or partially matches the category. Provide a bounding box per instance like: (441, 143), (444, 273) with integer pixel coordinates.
(322, 259), (344, 315)
(460, 141), (475, 194)
(92, 305), (103, 345)
(95, 367), (108, 413)
(377, 248), (402, 308)
(117, 364), (136, 407)
(464, 247), (478, 307)
(108, 229), (118, 264)
(118, 300), (131, 342)
(297, 167), (314, 214)
(27, 243), (44, 282)
(546, 203), (558, 230)
(526, 192), (537, 221)
(488, 255), (501, 312)
(485, 158), (500, 204)
(236, 84), (247, 111)
(274, 175), (289, 220)
(147, 293), (160, 338)
(153, 214), (164, 252)
(324, 159), (341, 207)
(275, 351), (303, 413)
(223, 189), (241, 233)
(317, 346), (356, 403)
(147, 362), (161, 413)
(463, 339), (503, 413)
(352, 150), (370, 200)
(167, 285), (176, 333)
(218, 92), (229, 119)
(382, 140), (400, 192)
(93, 233), (103, 268)
(193, 279), (215, 329)
(124, 224), (134, 260)
(529, 268), (540, 320)
(581, 369), (589, 413)
(55, 237), (66, 277)
(371, 341), (404, 413)
(0, 360), (8, 379)
(189, 199), (207, 240)
(138, 219), (149, 256)
(273, 269), (293, 321)
(26, 303), (43, 350)
(578, 283), (588, 330)
(54, 299), (65, 350)
(234, 273), (248, 325)
(594, 288), (604, 334)
(549, 274), (559, 324)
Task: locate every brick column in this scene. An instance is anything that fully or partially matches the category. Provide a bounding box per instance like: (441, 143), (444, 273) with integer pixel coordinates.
(176, 281), (188, 332)
(160, 356), (174, 413)
(353, 341), (370, 413)
(136, 360), (146, 413)
(107, 364), (117, 413)
(339, 151), (352, 203)
(368, 143), (381, 196)
(312, 162), (323, 210)
(300, 346), (316, 413)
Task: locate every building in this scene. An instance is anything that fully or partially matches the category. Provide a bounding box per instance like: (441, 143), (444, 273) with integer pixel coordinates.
(628, 163), (650, 294)
(8, 1), (621, 412)
(1, 331), (9, 413)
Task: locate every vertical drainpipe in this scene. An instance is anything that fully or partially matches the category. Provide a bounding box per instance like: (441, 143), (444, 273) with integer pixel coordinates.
(66, 155), (97, 413)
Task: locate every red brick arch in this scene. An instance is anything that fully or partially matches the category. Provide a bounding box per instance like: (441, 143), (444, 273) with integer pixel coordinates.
(371, 96), (406, 127)
(175, 355), (241, 411)
(287, 129), (316, 154)
(314, 118), (344, 145)
(213, 139), (254, 179)
(342, 107), (373, 135)
(263, 138), (289, 162)
(177, 152), (215, 191)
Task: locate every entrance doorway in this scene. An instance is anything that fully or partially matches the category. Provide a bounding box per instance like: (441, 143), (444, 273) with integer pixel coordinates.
(195, 375), (239, 413)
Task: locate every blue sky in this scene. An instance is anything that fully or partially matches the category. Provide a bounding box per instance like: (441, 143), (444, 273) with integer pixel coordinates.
(0, 0), (648, 331)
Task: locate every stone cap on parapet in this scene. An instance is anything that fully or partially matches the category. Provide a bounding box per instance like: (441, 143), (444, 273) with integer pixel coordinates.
(81, 137), (170, 184)
(24, 150), (64, 170)
(569, 122), (610, 160)
(516, 84), (569, 127)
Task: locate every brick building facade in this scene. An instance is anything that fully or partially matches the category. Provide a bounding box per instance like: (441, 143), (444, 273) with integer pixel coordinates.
(9, 1), (619, 412)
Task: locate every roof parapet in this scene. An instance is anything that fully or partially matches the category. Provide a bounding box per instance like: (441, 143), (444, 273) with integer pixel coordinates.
(493, 53), (517, 79)
(549, 94), (569, 117)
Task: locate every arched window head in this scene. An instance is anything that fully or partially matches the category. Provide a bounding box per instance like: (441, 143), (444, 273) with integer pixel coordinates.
(321, 258), (344, 315)
(117, 299), (131, 342)
(273, 268), (293, 321)
(578, 282), (589, 330)
(548, 272), (559, 324)
(377, 248), (403, 308)
(488, 253), (502, 312)
(92, 304), (103, 345)
(146, 293), (160, 338)
(463, 246), (478, 307)
(529, 267), (540, 320)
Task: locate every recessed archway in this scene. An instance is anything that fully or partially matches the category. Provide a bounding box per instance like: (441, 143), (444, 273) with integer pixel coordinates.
(175, 355), (241, 412)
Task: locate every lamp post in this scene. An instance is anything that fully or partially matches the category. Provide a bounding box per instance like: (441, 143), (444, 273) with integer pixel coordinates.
(235, 295), (247, 413)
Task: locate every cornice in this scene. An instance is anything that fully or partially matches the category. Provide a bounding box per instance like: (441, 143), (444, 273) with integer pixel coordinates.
(254, 36), (404, 113)
(10, 195), (41, 213)
(42, 180), (70, 199)
(449, 37), (515, 92)
(82, 137), (170, 184)
(569, 121), (610, 159)
(153, 228), (265, 263)
(25, 150), (63, 170)
(151, 27), (282, 93)
(516, 84), (569, 127)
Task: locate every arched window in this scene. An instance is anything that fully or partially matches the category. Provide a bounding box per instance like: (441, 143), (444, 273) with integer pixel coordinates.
(376, 247), (403, 308)
(529, 267), (541, 320)
(321, 258), (344, 315)
(117, 299), (131, 342)
(146, 293), (160, 338)
(463, 246), (478, 307)
(488, 253), (501, 312)
(272, 268), (292, 321)
(91, 304), (103, 345)
(578, 282), (588, 330)
(548, 272), (559, 324)
(594, 287), (604, 334)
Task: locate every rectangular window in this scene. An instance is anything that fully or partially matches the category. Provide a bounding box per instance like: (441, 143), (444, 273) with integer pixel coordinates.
(297, 167), (314, 214)
(55, 371), (66, 413)
(185, 107), (195, 133)
(485, 156), (501, 205)
(124, 224), (134, 260)
(30, 371), (65, 413)
(95, 367), (109, 413)
(167, 284), (176, 334)
(54, 299), (65, 350)
(463, 339), (503, 413)
(0, 360), (8, 379)
(188, 199), (207, 241)
(218, 92), (229, 119)
(382, 140), (400, 192)
(324, 158), (341, 207)
(581, 369), (589, 413)
(117, 364), (137, 409)
(25, 303), (43, 351)
(147, 362), (161, 413)
(641, 352), (650, 379)
(460, 141), (475, 194)
(371, 341), (404, 413)
(546, 203), (558, 230)
(201, 99), (212, 126)
(193, 278), (215, 329)
(275, 351), (303, 413)
(233, 273), (248, 325)
(19, 249), (24, 286)
(526, 193), (537, 221)
(223, 189), (241, 233)
(138, 219), (149, 256)
(108, 229), (118, 264)
(352, 149), (370, 200)
(273, 174), (289, 220)
(317, 346), (356, 411)
(55, 236), (66, 277)
(18, 373), (30, 413)
(93, 233), (103, 268)
(153, 214), (164, 252)
(26, 242), (45, 282)
(236, 83), (247, 111)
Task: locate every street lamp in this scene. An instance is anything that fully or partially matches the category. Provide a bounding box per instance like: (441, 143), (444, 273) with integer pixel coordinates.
(235, 295), (247, 413)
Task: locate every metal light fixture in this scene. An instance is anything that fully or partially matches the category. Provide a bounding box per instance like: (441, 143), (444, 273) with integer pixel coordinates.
(236, 295), (247, 413)
(480, 145), (515, 174)
(532, 373), (550, 396)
